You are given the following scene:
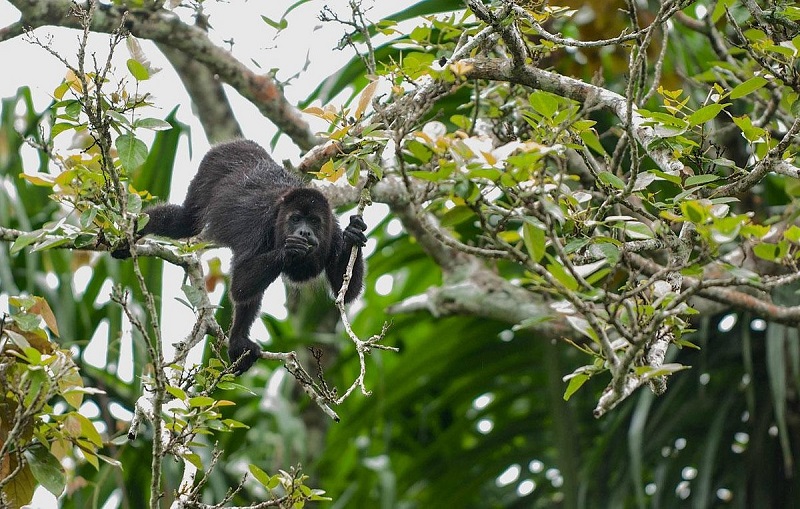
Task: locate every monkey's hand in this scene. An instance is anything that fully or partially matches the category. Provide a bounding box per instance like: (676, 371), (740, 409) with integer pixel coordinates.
(228, 338), (262, 375)
(284, 235), (315, 256)
(110, 218), (142, 259)
(110, 239), (133, 260)
(343, 215), (368, 247)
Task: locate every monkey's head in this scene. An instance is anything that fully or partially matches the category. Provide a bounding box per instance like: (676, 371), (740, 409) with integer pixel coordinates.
(277, 188), (333, 258)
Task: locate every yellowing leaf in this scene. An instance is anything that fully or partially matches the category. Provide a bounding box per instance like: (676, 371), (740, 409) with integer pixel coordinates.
(303, 106), (326, 118)
(19, 173), (55, 187)
(30, 297), (59, 337)
(65, 69), (83, 94)
(354, 80), (379, 119)
(329, 125), (351, 141)
(449, 60), (474, 76)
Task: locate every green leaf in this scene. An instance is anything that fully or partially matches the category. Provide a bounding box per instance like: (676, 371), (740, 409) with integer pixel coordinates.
(261, 14), (289, 30)
(730, 76), (768, 99)
(401, 52), (436, 79)
(547, 260), (578, 291)
(181, 284), (205, 309)
(127, 58), (150, 81)
(68, 412), (103, 447)
(732, 115), (767, 142)
(166, 385), (187, 400)
(183, 453), (204, 471)
(685, 174), (720, 187)
(116, 134), (148, 171)
(579, 129), (607, 155)
(64, 100), (81, 119)
(681, 201), (707, 224)
(440, 206), (474, 227)
(563, 374), (589, 401)
(249, 464), (273, 487)
(687, 104), (725, 126)
(405, 139), (434, 163)
(127, 192), (142, 214)
(529, 91), (559, 118)
(0, 460), (35, 507)
(598, 171), (625, 190)
(10, 230), (43, 255)
(24, 443), (66, 498)
(785, 225), (800, 243)
(134, 118), (173, 131)
(523, 222), (546, 263)
(595, 242), (620, 266)
(51, 122), (76, 139)
(711, 0), (736, 22)
(753, 242), (781, 261)
(188, 396), (215, 407)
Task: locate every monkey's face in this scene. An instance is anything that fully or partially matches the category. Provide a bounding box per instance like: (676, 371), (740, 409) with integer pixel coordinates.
(277, 188), (333, 259)
(283, 211), (321, 256)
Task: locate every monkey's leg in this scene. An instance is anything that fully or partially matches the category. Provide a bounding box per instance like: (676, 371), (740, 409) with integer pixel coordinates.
(228, 294), (265, 374)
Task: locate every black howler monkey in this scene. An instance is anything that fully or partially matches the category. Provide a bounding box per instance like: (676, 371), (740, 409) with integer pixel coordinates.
(116, 139), (367, 373)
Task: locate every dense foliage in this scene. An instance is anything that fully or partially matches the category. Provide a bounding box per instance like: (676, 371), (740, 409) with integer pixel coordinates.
(2, 0), (800, 508)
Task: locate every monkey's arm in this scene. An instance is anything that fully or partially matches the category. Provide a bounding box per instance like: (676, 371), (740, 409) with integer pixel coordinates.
(110, 203), (201, 259)
(326, 215), (367, 303)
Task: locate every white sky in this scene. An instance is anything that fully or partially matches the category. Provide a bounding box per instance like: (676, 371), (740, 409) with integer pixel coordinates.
(0, 2), (405, 505)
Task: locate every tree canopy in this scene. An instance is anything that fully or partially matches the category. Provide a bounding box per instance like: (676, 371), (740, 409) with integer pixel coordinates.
(1, 0), (800, 507)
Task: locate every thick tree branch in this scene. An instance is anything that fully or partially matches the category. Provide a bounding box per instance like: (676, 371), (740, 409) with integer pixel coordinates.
(7, 0), (320, 150)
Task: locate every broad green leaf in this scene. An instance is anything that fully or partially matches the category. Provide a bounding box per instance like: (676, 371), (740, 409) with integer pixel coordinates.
(72, 412), (103, 447)
(51, 122), (76, 138)
(127, 58), (150, 81)
(523, 222), (546, 263)
(598, 171), (625, 190)
(188, 396), (215, 407)
(135, 118), (173, 131)
(116, 133), (148, 171)
(24, 443), (66, 498)
(440, 206), (474, 227)
(685, 174), (720, 187)
(166, 385), (187, 400)
(785, 225), (800, 243)
(681, 201), (707, 224)
(529, 91), (559, 118)
(732, 115), (767, 142)
(563, 374), (589, 401)
(10, 230), (43, 255)
(580, 129), (607, 155)
(0, 460), (35, 507)
(595, 242), (620, 266)
(712, 0), (737, 22)
(547, 260), (578, 291)
(183, 453), (204, 471)
(687, 103), (725, 126)
(730, 76), (768, 99)
(249, 464), (273, 487)
(753, 242), (782, 261)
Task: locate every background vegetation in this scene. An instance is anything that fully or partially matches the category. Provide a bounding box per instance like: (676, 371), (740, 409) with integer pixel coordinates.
(1, 0), (799, 508)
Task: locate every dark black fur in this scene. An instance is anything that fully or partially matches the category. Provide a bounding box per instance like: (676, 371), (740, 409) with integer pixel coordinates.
(118, 139), (367, 373)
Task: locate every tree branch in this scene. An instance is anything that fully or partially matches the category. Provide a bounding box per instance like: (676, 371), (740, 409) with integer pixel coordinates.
(7, 0), (320, 150)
